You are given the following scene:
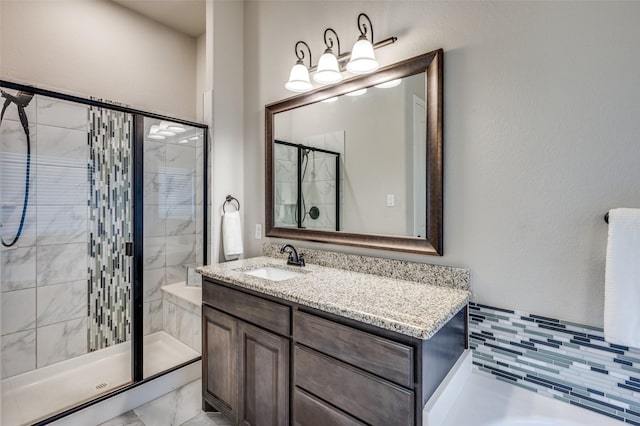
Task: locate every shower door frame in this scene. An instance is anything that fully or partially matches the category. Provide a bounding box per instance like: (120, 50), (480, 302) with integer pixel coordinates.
(274, 139), (340, 231)
(0, 80), (209, 423)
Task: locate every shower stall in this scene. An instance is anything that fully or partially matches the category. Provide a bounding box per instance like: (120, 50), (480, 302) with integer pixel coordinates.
(273, 139), (340, 231)
(0, 81), (207, 425)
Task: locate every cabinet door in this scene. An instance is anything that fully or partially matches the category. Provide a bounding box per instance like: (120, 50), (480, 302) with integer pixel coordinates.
(203, 306), (238, 422)
(238, 321), (289, 426)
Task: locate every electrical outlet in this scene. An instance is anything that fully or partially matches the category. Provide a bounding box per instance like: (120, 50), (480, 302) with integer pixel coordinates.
(386, 194), (395, 207)
(255, 223), (262, 239)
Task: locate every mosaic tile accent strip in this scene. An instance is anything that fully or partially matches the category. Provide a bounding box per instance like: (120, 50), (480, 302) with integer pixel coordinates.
(88, 107), (133, 351)
(263, 243), (470, 290)
(470, 302), (640, 424)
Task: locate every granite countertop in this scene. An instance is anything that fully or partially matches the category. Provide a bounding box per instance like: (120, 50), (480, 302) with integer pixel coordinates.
(197, 256), (470, 340)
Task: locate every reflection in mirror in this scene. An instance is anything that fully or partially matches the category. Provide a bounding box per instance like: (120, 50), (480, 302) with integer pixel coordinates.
(266, 49), (443, 255)
(274, 73), (425, 237)
(273, 140), (340, 231)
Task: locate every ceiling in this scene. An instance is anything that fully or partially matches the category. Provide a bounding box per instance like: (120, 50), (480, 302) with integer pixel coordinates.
(112, 0), (206, 37)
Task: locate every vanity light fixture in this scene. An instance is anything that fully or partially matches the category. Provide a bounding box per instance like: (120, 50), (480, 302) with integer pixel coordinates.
(345, 88), (367, 97)
(313, 29), (343, 85)
(346, 13), (379, 74)
(178, 139), (189, 144)
(284, 13), (397, 93)
(285, 41), (314, 93)
(167, 123), (186, 133)
(374, 78), (402, 89)
(157, 121), (176, 136)
(148, 125), (166, 140)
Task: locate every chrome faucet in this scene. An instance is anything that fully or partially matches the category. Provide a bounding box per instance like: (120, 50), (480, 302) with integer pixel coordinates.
(280, 244), (305, 267)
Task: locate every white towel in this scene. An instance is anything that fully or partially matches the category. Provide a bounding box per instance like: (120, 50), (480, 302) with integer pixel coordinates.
(604, 208), (640, 348)
(223, 210), (243, 261)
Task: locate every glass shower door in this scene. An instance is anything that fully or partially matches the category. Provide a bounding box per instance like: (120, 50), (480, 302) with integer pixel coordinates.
(0, 92), (134, 425)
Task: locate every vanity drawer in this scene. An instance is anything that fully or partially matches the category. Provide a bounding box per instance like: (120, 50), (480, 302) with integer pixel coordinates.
(203, 280), (290, 336)
(294, 345), (414, 426)
(293, 311), (414, 387)
(294, 388), (365, 426)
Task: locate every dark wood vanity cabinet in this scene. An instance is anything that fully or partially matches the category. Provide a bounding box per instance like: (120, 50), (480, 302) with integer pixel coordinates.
(202, 282), (291, 426)
(203, 278), (467, 426)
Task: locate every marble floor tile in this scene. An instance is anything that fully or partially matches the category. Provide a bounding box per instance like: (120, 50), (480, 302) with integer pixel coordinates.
(98, 410), (144, 426)
(181, 412), (232, 426)
(133, 379), (201, 426)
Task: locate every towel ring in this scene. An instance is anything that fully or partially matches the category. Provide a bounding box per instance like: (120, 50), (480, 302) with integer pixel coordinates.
(223, 195), (240, 213)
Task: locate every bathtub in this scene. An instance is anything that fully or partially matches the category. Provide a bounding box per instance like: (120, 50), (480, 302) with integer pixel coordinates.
(425, 351), (623, 426)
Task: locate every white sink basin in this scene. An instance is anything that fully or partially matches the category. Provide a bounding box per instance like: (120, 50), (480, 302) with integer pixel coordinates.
(243, 266), (303, 282)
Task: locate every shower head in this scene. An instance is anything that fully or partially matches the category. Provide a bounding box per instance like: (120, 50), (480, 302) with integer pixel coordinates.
(1, 90), (34, 108)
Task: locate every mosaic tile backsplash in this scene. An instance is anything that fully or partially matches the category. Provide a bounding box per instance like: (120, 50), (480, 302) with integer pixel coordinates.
(470, 302), (640, 425)
(88, 106), (133, 351)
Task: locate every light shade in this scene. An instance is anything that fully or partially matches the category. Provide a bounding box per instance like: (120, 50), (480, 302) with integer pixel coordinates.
(345, 88), (367, 97)
(346, 36), (379, 75)
(375, 78), (402, 89)
(313, 50), (343, 84)
(148, 125), (166, 140)
(285, 61), (313, 92)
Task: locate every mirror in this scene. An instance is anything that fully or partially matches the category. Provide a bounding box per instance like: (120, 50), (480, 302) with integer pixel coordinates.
(265, 49), (443, 255)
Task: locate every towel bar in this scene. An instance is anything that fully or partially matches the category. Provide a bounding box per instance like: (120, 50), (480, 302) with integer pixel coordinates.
(224, 195), (240, 212)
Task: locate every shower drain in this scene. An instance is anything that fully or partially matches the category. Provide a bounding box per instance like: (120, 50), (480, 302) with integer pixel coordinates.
(95, 382), (109, 390)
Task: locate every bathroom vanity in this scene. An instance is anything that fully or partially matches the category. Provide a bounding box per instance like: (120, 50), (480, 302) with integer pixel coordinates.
(198, 256), (469, 426)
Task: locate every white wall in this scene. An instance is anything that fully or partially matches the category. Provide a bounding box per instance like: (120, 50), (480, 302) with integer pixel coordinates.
(0, 0), (198, 120)
(210, 0), (245, 263)
(243, 1), (640, 327)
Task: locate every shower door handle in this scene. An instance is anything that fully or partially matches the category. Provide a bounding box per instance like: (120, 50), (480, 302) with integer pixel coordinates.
(125, 242), (133, 257)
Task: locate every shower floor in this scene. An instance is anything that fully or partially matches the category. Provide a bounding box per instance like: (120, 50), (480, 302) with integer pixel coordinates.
(1, 331), (200, 426)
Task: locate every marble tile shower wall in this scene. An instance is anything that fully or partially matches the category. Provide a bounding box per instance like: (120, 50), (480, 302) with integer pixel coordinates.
(143, 134), (203, 336)
(273, 131), (344, 232)
(470, 303), (640, 424)
(1, 96), (90, 379)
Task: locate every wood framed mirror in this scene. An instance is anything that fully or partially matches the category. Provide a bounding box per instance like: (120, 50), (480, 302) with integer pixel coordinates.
(265, 49), (443, 255)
